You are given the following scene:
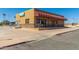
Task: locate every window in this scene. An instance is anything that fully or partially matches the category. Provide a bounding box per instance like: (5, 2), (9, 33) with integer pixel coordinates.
(25, 19), (29, 24)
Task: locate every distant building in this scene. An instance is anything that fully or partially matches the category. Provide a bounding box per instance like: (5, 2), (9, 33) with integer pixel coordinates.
(16, 8), (65, 28)
(65, 23), (79, 27)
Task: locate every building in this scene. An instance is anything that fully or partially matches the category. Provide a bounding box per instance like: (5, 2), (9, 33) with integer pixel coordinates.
(65, 23), (79, 27)
(16, 8), (65, 28)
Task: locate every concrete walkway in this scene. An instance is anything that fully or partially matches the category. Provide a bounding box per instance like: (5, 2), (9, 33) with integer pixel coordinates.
(0, 26), (79, 48)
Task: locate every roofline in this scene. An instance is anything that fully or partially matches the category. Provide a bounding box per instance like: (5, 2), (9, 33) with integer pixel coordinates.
(17, 8), (64, 17)
(33, 8), (64, 17)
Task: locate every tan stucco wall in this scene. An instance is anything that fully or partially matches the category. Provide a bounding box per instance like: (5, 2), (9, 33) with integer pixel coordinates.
(16, 9), (35, 25)
(16, 8), (64, 28)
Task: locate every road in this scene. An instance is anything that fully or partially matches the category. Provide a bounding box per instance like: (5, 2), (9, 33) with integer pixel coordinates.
(1, 29), (79, 50)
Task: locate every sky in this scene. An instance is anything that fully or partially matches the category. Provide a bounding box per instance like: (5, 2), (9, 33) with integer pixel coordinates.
(0, 8), (79, 23)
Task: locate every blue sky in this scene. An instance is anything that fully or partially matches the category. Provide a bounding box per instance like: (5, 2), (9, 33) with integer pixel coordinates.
(0, 8), (79, 23)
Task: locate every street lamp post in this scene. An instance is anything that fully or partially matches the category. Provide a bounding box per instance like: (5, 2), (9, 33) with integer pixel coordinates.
(2, 13), (6, 25)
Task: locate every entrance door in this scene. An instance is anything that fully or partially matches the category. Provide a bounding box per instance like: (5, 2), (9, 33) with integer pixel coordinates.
(40, 20), (46, 27)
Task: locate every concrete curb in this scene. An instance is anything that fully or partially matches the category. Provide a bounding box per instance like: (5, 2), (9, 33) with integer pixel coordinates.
(0, 40), (35, 49)
(55, 29), (79, 36)
(25, 28), (79, 45)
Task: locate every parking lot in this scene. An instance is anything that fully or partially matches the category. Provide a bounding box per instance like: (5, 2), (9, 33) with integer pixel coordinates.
(1, 29), (79, 50)
(0, 26), (79, 49)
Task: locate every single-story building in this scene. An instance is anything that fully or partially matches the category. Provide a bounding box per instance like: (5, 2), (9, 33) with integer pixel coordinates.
(16, 8), (65, 28)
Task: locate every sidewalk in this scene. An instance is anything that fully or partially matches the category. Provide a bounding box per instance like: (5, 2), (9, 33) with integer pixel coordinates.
(0, 27), (79, 48)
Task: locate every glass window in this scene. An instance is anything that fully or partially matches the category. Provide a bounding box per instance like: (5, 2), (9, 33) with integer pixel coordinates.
(25, 19), (29, 24)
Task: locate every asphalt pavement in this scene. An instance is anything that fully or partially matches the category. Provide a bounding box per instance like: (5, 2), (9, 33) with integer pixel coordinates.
(1, 29), (79, 50)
